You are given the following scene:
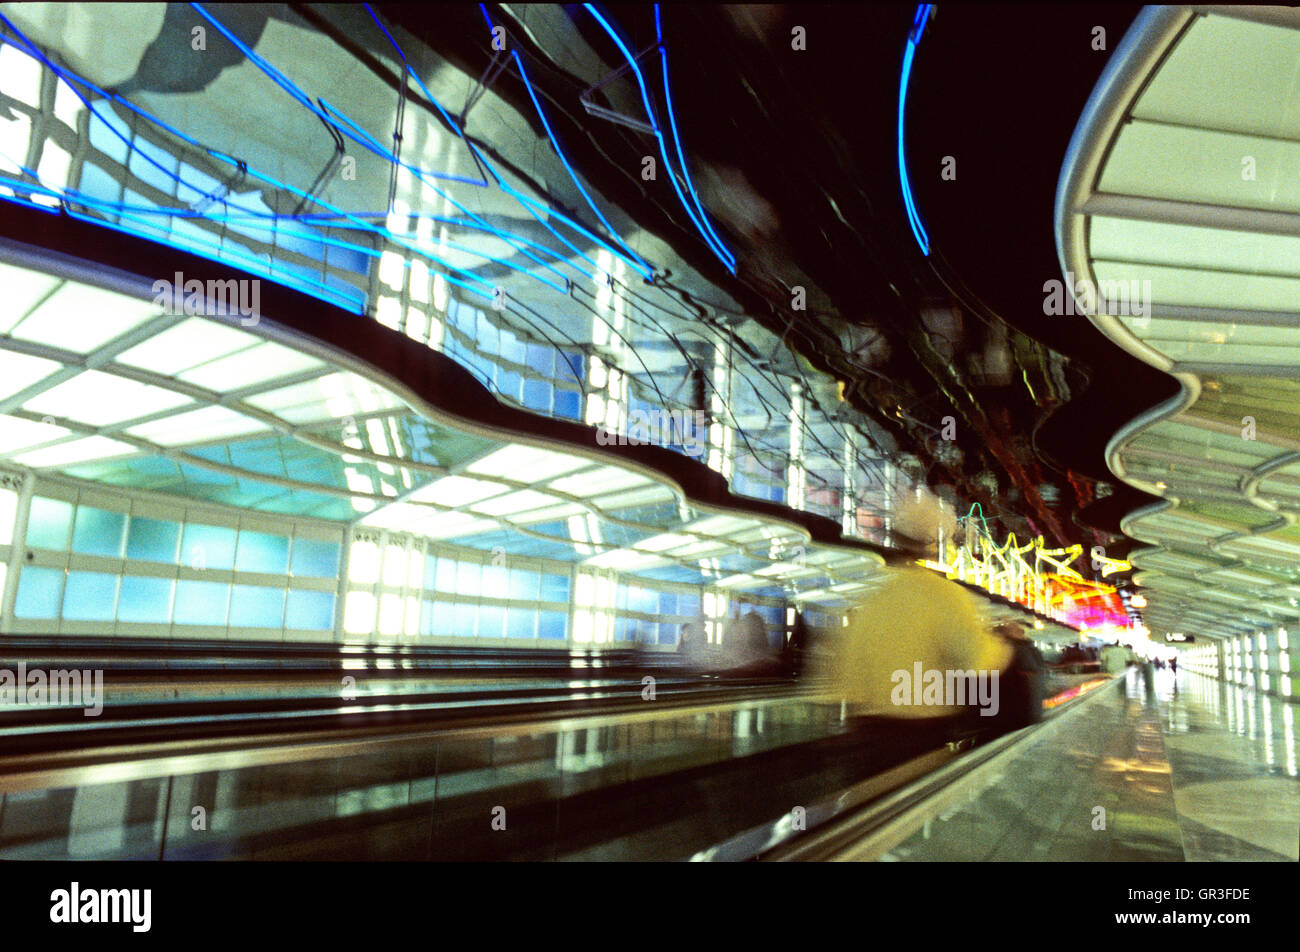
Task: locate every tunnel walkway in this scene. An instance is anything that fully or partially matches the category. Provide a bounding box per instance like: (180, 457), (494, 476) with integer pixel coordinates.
(877, 670), (1299, 862)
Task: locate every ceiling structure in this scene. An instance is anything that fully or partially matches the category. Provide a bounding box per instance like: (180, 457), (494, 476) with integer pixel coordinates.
(0, 252), (898, 607)
(10, 1), (1283, 643)
(1057, 5), (1300, 642)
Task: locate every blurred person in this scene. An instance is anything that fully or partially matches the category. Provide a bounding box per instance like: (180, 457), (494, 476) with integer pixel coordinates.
(822, 564), (1015, 748)
(985, 622), (1045, 731)
(676, 620), (706, 667)
(784, 610), (812, 675)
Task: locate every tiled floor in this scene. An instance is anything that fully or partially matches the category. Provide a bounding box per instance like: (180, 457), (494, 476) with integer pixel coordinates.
(881, 668), (1299, 861)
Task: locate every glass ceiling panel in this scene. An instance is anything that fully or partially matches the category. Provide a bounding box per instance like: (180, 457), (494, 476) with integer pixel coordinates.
(114, 317), (260, 375)
(1098, 120), (1300, 215)
(1132, 15), (1300, 141)
(11, 280), (160, 353)
(1090, 215), (1300, 280)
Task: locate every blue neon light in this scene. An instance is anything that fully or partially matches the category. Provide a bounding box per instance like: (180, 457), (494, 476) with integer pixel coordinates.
(898, 4), (932, 256)
(654, 6), (734, 273)
(583, 3), (736, 274)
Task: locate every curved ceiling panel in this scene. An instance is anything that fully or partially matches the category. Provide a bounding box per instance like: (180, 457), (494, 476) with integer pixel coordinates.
(1057, 6), (1300, 643)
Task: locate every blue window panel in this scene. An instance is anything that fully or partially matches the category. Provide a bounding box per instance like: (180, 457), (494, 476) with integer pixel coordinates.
(126, 517), (181, 563)
(521, 379), (551, 413)
(423, 554), (438, 591)
(538, 611), (567, 641)
(453, 602), (476, 637)
(173, 580), (230, 626)
(679, 593), (702, 617)
(26, 497), (73, 551)
(659, 621), (679, 646)
(62, 571), (119, 621)
(477, 604), (505, 639)
(659, 592), (678, 617)
(229, 584), (285, 629)
(614, 617), (634, 642)
(631, 586), (656, 615)
(419, 599), (435, 636)
(70, 506), (126, 558)
(88, 108), (131, 165)
(508, 568), (539, 601)
(553, 389), (581, 421)
(235, 531), (290, 575)
(525, 343), (553, 376)
(433, 601), (455, 632)
(77, 162), (122, 207)
(506, 608), (536, 640)
(539, 572), (570, 604)
(455, 560), (481, 597)
(482, 563), (507, 594)
(435, 558), (458, 594)
(497, 370), (522, 404)
(501, 330), (527, 366)
(325, 243), (370, 276)
(180, 524), (236, 571)
(128, 146), (179, 196)
(290, 537), (341, 579)
(285, 589), (334, 630)
(14, 567), (64, 619)
(173, 161), (226, 207)
(559, 351), (585, 383)
(118, 575), (173, 624)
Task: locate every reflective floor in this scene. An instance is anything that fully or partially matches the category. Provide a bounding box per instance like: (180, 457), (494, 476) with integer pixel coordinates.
(882, 669), (1299, 861)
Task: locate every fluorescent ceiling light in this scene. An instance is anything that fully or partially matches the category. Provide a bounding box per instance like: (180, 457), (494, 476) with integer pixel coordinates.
(179, 340), (323, 391)
(0, 414), (71, 453)
(13, 281), (159, 354)
(12, 435), (138, 468)
(25, 370), (191, 426)
(126, 405), (265, 445)
(114, 317), (258, 375)
(0, 263), (60, 332)
(467, 445), (589, 482)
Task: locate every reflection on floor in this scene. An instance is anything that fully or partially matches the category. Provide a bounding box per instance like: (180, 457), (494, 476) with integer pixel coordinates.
(881, 668), (1299, 861)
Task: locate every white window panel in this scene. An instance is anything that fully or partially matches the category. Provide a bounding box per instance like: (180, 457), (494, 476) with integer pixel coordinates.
(11, 436), (138, 468)
(36, 140), (71, 189)
(589, 485), (674, 511)
(13, 283), (159, 354)
(126, 405), (265, 445)
(179, 341), (323, 392)
(53, 79), (82, 128)
(582, 549), (668, 572)
(0, 414), (72, 454)
(634, 532), (694, 553)
(507, 501), (586, 525)
(466, 445), (589, 482)
(246, 372), (402, 424)
(0, 43), (41, 107)
(114, 318), (258, 375)
(411, 511), (499, 539)
(548, 466), (649, 496)
(0, 264), (60, 334)
(408, 475), (504, 508)
(0, 348), (62, 396)
(25, 371), (192, 426)
(470, 488), (561, 517)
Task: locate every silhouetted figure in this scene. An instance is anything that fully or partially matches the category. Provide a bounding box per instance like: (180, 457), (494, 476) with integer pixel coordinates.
(785, 611), (811, 675)
(984, 622), (1046, 733)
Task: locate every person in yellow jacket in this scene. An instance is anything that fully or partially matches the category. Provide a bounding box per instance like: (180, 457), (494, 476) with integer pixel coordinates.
(828, 565), (1014, 721)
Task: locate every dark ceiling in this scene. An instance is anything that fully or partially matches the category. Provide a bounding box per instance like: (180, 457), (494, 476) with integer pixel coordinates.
(382, 2), (1176, 560)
